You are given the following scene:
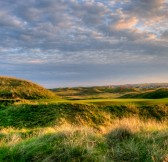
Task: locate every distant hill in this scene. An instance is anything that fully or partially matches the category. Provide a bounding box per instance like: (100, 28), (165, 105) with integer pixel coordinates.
(52, 86), (137, 93)
(120, 88), (168, 99)
(52, 83), (168, 100)
(52, 86), (137, 99)
(0, 76), (56, 99)
(117, 83), (168, 90)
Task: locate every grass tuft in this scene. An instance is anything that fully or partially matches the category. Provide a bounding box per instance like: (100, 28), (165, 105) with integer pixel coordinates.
(106, 127), (133, 143)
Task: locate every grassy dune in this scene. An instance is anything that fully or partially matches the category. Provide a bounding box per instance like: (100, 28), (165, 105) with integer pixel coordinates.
(0, 76), (56, 99)
(120, 88), (168, 99)
(53, 86), (168, 100)
(52, 86), (137, 100)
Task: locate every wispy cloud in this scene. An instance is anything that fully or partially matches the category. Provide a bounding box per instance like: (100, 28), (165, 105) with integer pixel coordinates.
(0, 0), (168, 87)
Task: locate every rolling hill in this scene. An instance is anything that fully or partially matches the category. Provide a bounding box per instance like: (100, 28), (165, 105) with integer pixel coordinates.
(52, 84), (168, 100)
(52, 86), (137, 99)
(0, 76), (56, 99)
(120, 88), (168, 99)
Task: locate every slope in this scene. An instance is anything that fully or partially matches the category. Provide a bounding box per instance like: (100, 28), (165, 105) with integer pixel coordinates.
(120, 88), (168, 99)
(0, 76), (56, 99)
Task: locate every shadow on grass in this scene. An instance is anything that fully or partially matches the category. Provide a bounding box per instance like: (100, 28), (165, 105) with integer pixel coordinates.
(0, 103), (106, 128)
(0, 103), (167, 129)
(106, 127), (168, 162)
(0, 99), (21, 107)
(104, 104), (168, 121)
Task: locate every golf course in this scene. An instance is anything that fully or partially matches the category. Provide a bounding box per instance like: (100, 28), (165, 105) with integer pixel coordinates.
(0, 77), (167, 162)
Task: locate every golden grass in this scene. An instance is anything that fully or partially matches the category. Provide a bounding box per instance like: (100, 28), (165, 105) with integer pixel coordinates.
(0, 117), (167, 162)
(1, 117), (167, 146)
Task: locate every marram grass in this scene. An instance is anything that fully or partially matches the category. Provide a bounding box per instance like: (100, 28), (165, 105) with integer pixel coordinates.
(0, 102), (167, 161)
(0, 118), (167, 162)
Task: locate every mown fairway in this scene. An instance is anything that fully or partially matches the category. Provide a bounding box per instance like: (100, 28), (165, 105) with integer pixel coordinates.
(35, 97), (168, 107)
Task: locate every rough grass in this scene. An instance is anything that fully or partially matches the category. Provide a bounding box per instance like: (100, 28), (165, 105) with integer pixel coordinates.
(0, 118), (167, 162)
(0, 101), (167, 161)
(0, 103), (167, 128)
(0, 103), (107, 128)
(0, 76), (56, 99)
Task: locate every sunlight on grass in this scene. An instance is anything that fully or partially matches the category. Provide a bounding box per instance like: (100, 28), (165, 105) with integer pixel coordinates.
(0, 118), (167, 162)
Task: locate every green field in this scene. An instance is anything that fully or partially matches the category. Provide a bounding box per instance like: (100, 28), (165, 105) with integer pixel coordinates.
(0, 77), (168, 162)
(32, 97), (168, 107)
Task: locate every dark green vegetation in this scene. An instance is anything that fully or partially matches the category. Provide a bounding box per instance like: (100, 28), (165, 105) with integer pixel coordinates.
(0, 77), (168, 162)
(0, 76), (56, 99)
(121, 88), (168, 99)
(0, 103), (167, 128)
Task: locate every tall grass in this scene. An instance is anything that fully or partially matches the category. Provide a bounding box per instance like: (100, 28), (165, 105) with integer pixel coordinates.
(0, 118), (167, 162)
(0, 102), (167, 161)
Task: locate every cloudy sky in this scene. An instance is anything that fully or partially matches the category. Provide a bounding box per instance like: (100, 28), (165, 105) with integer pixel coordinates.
(0, 0), (168, 88)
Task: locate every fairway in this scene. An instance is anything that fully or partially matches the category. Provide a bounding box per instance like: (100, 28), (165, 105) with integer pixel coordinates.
(2, 97), (168, 107)
(37, 97), (168, 104)
(77, 98), (168, 105)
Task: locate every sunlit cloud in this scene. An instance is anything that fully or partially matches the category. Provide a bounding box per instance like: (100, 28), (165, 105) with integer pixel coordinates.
(113, 17), (138, 30)
(0, 0), (168, 87)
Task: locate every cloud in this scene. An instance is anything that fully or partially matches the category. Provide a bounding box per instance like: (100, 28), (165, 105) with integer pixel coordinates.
(0, 0), (168, 87)
(1, 60), (168, 88)
(113, 17), (138, 30)
(161, 30), (168, 41)
(124, 0), (165, 18)
(0, 12), (23, 28)
(0, 0), (167, 51)
(123, 0), (168, 29)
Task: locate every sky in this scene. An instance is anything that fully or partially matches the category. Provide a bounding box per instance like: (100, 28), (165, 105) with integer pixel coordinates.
(0, 0), (168, 88)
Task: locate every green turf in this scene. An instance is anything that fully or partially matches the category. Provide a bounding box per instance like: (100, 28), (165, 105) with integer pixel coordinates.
(35, 98), (168, 107)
